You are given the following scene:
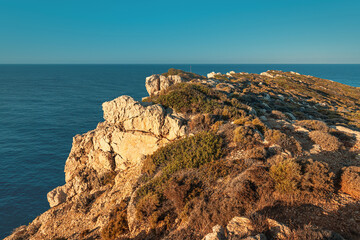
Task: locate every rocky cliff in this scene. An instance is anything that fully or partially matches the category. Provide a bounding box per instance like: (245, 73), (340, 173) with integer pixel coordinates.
(6, 69), (360, 240)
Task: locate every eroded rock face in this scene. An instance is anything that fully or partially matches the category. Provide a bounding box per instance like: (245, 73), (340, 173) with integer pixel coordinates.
(145, 74), (184, 96)
(47, 186), (67, 208)
(102, 95), (186, 139)
(48, 96), (187, 208)
(3, 93), (190, 239)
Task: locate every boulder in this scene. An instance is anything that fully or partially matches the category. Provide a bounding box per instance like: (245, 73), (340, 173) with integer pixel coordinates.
(260, 72), (274, 78)
(266, 218), (291, 240)
(47, 186), (67, 207)
(145, 74), (184, 96)
(202, 225), (226, 240)
(207, 72), (221, 79)
(102, 95), (186, 139)
(226, 216), (254, 239)
(242, 234), (267, 240)
(145, 74), (160, 96)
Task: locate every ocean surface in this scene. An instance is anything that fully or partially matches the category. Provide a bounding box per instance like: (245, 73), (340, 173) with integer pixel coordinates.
(0, 64), (359, 237)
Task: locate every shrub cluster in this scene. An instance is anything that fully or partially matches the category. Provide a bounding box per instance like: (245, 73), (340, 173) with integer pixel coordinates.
(270, 158), (335, 197)
(161, 68), (205, 80)
(233, 126), (260, 150)
(269, 158), (301, 194)
(296, 120), (330, 132)
(308, 131), (341, 151)
(149, 83), (247, 121)
(189, 114), (214, 132)
(150, 83), (221, 113)
(301, 160), (334, 197)
(101, 200), (129, 240)
(265, 129), (302, 155)
(137, 132), (224, 228)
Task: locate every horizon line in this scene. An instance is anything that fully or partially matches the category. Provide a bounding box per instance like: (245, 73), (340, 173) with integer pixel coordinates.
(0, 63), (360, 65)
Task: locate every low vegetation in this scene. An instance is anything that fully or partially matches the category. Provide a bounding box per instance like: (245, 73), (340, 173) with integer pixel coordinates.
(309, 130), (342, 151)
(101, 200), (129, 240)
(161, 68), (205, 80)
(270, 158), (301, 194)
(11, 69), (360, 240)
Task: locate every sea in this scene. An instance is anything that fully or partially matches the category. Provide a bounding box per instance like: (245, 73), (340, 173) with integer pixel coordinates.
(1, 64), (360, 237)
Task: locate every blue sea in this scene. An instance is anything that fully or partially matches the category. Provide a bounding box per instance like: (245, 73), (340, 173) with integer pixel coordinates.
(0, 64), (360, 237)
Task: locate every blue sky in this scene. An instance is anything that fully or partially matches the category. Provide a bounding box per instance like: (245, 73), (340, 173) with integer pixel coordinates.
(0, 0), (359, 64)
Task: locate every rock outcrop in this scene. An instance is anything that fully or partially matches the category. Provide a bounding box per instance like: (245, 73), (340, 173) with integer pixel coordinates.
(47, 95), (186, 209)
(145, 74), (185, 96)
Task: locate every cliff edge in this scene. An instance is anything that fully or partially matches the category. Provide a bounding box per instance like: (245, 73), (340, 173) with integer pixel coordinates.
(6, 69), (360, 240)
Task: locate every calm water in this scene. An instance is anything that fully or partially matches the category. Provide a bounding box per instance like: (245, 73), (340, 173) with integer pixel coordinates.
(1, 64), (359, 237)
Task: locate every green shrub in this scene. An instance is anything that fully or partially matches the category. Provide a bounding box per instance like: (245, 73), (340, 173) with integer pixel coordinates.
(150, 83), (246, 121)
(139, 132), (223, 197)
(136, 132), (223, 229)
(150, 83), (221, 113)
(233, 126), (259, 149)
(270, 158), (301, 194)
(152, 132), (223, 178)
(161, 68), (205, 80)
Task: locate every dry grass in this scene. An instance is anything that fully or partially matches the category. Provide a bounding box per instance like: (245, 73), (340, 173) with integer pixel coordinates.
(244, 146), (267, 160)
(269, 158), (301, 194)
(309, 131), (342, 151)
(296, 120), (330, 132)
(265, 129), (302, 155)
(233, 126), (260, 150)
(300, 160), (334, 197)
(101, 200), (129, 240)
(189, 114), (214, 132)
(341, 166), (360, 199)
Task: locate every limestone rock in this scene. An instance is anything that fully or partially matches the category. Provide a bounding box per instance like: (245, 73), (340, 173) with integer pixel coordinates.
(207, 72), (221, 79)
(242, 234), (267, 240)
(202, 225), (226, 240)
(260, 72), (274, 78)
(102, 95), (186, 139)
(47, 186), (67, 207)
(46, 94), (186, 210)
(266, 218), (291, 240)
(145, 74), (161, 96)
(102, 95), (165, 135)
(226, 216), (254, 239)
(145, 74), (184, 96)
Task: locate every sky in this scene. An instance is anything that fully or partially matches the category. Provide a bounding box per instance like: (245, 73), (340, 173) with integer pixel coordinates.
(0, 0), (359, 64)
